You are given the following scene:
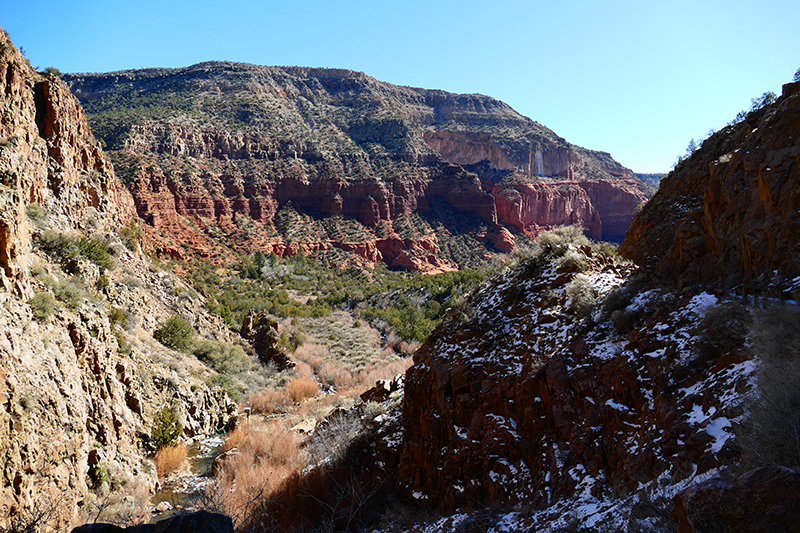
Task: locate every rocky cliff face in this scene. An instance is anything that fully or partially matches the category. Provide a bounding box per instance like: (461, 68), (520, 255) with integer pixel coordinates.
(0, 30), (237, 530)
(0, 38), (135, 296)
(620, 82), (800, 288)
(396, 247), (753, 528)
(63, 63), (648, 270)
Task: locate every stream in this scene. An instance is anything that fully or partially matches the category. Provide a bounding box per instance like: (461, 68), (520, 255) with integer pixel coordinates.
(150, 435), (226, 520)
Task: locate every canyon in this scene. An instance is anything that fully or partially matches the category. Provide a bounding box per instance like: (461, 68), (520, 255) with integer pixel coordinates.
(63, 63), (650, 271)
(1, 21), (799, 533)
(243, 81), (800, 532)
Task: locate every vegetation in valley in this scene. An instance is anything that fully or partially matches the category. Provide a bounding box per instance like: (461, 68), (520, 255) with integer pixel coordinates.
(191, 249), (486, 343)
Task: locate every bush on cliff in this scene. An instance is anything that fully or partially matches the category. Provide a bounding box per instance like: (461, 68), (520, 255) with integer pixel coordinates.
(153, 316), (194, 351)
(36, 230), (115, 271)
(28, 292), (56, 322)
(193, 340), (252, 375)
(150, 406), (183, 451)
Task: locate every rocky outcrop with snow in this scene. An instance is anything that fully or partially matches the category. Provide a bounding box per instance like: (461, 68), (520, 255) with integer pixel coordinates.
(396, 243), (756, 530)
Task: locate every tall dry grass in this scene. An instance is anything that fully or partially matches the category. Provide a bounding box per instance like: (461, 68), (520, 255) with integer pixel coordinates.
(153, 443), (187, 479)
(211, 313), (415, 528)
(206, 420), (304, 526)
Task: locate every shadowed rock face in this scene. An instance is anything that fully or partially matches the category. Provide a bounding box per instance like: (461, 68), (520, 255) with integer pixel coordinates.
(64, 63), (648, 268)
(398, 247), (753, 514)
(673, 467), (800, 533)
(621, 82), (800, 288)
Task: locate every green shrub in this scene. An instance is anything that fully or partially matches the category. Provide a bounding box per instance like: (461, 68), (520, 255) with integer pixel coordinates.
(113, 329), (131, 355)
(153, 316), (194, 351)
(25, 204), (47, 223)
(208, 374), (241, 401)
(555, 249), (588, 273)
(538, 225), (589, 258)
(28, 292), (56, 322)
(108, 306), (134, 331)
(96, 274), (110, 291)
(193, 340), (251, 374)
(694, 301), (752, 364)
(76, 235), (115, 270)
(150, 407), (183, 451)
(118, 221), (141, 252)
(37, 231), (115, 270)
(30, 264), (55, 287)
(54, 278), (84, 310)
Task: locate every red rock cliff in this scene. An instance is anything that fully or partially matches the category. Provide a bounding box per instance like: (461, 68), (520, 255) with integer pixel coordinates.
(621, 82), (800, 287)
(65, 63), (648, 268)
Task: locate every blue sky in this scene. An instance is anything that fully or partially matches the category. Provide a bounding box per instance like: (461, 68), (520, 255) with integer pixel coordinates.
(2, 0), (799, 173)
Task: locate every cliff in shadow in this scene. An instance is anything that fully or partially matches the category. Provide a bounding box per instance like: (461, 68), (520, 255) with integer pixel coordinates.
(620, 81), (800, 290)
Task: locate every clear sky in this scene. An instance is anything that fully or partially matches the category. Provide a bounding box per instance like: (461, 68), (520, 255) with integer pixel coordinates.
(2, 0), (799, 173)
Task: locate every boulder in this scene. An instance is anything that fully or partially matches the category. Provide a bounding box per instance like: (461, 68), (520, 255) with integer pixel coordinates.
(673, 466), (800, 533)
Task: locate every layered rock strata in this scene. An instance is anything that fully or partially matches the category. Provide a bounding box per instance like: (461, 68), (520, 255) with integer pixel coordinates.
(64, 63), (649, 269)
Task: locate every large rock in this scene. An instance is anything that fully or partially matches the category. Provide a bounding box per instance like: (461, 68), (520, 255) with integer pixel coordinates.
(71, 511), (234, 533)
(398, 250), (753, 513)
(673, 467), (800, 533)
(240, 310), (294, 370)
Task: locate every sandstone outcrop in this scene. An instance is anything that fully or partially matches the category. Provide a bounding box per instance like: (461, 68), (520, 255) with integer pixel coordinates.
(0, 33), (135, 295)
(621, 82), (800, 287)
(64, 62), (650, 270)
(491, 182), (603, 239)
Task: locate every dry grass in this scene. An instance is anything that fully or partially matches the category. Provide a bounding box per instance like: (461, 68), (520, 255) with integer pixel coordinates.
(153, 443), (187, 479)
(286, 376), (319, 404)
(246, 388), (289, 414)
(211, 312), (414, 528)
(206, 420), (304, 526)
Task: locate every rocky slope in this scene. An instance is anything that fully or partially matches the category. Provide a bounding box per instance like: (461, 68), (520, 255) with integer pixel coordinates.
(249, 235), (760, 532)
(63, 63), (649, 271)
(395, 244), (755, 530)
(0, 29), (238, 530)
(621, 81), (800, 289)
(357, 81), (800, 532)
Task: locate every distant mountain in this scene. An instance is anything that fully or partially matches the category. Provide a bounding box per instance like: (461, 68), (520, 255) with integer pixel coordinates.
(635, 172), (665, 188)
(64, 63), (650, 270)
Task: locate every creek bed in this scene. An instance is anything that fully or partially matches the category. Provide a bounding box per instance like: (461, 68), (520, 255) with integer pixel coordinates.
(150, 435), (225, 520)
